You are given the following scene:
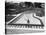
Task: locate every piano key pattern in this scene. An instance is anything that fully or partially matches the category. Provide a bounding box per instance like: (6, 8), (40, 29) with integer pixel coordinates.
(6, 24), (44, 29)
(5, 24), (44, 34)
